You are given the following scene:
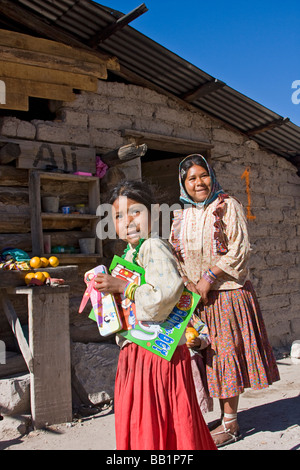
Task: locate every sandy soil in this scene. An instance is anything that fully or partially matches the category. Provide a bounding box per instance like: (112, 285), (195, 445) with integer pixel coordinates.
(1, 358), (299, 451)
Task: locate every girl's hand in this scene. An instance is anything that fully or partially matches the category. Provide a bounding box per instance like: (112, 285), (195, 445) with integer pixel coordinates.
(186, 337), (202, 349)
(195, 277), (212, 305)
(94, 273), (127, 294)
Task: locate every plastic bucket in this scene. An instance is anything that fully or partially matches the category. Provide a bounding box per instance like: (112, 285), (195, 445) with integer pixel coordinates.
(42, 196), (59, 213)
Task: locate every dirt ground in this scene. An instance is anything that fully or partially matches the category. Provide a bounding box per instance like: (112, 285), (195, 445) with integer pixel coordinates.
(0, 357), (299, 451)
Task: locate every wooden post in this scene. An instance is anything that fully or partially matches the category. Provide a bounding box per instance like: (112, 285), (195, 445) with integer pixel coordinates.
(14, 285), (72, 429)
(29, 170), (43, 256)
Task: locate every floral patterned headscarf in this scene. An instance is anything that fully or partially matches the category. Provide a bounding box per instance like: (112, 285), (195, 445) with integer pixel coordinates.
(179, 154), (224, 208)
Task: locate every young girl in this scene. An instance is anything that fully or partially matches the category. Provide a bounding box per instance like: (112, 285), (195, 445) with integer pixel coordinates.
(169, 154), (280, 447)
(94, 180), (216, 451)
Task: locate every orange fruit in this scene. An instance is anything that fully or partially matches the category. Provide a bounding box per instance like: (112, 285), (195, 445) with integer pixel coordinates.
(40, 257), (49, 267)
(25, 272), (35, 285)
(34, 272), (46, 283)
(30, 256), (42, 268)
(42, 271), (50, 279)
(185, 327), (199, 342)
(49, 256), (59, 267)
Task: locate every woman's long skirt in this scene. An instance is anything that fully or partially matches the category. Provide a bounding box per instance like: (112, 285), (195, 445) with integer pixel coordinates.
(199, 281), (280, 398)
(114, 342), (217, 450)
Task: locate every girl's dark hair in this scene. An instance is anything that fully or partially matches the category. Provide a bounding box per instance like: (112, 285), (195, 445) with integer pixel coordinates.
(180, 154), (209, 183)
(108, 180), (156, 211)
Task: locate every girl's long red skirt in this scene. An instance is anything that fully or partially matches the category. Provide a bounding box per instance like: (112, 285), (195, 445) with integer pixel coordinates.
(114, 342), (217, 450)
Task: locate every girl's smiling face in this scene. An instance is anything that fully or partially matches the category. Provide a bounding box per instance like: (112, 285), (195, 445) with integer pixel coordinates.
(184, 164), (211, 203)
(112, 196), (151, 246)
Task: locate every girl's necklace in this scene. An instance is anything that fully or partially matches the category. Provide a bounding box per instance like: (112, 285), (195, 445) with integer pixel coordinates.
(121, 238), (145, 265)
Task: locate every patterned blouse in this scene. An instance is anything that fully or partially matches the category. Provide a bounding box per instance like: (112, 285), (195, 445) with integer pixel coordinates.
(170, 195), (251, 290)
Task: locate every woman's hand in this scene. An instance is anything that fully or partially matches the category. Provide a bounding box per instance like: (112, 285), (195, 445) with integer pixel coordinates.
(94, 273), (128, 295)
(185, 281), (199, 295)
(195, 277), (212, 305)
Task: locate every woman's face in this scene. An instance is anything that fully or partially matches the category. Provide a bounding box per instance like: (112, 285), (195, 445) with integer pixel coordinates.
(112, 196), (151, 246)
(184, 164), (211, 203)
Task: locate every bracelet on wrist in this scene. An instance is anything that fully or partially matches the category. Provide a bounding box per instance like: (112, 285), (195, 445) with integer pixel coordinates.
(203, 271), (215, 284)
(208, 268), (217, 280)
(124, 282), (138, 301)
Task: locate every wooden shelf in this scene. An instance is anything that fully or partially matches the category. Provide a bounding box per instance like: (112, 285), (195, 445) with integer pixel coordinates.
(41, 212), (99, 220)
(0, 265), (78, 288)
(46, 254), (105, 265)
(29, 170), (102, 259)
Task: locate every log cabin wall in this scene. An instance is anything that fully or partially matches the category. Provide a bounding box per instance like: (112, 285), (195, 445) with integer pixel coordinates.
(0, 33), (299, 352)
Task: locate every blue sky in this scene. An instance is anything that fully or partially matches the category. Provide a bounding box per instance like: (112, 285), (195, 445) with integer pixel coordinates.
(95, 1), (300, 127)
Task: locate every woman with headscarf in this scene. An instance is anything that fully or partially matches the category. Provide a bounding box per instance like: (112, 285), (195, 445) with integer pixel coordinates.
(169, 154), (280, 447)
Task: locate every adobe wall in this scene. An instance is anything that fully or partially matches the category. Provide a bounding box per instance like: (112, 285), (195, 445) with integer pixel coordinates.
(1, 80), (299, 350)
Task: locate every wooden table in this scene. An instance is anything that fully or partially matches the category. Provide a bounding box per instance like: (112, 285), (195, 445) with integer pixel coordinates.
(0, 268), (76, 428)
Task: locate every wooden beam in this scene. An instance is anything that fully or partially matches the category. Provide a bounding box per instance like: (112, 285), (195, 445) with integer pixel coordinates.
(0, 44), (107, 78)
(0, 2), (119, 71)
(246, 117), (290, 136)
(89, 3), (149, 47)
(122, 129), (213, 153)
(0, 77), (75, 108)
(180, 79), (226, 102)
(0, 29), (110, 67)
(101, 143), (148, 167)
(29, 171), (44, 257)
(0, 61), (99, 90)
(0, 291), (34, 373)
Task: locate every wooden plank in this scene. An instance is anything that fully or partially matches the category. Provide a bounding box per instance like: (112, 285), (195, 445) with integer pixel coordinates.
(0, 45), (108, 78)
(0, 166), (28, 186)
(40, 172), (98, 183)
(1, 77), (76, 103)
(0, 61), (99, 91)
(0, 5), (119, 71)
(0, 89), (28, 111)
(15, 140), (96, 173)
(24, 285), (72, 428)
(0, 214), (31, 233)
(0, 267), (78, 289)
(0, 291), (34, 373)
(0, 28), (114, 67)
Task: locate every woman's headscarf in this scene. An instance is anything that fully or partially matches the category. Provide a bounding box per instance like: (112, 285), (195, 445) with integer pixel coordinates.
(179, 154), (224, 208)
